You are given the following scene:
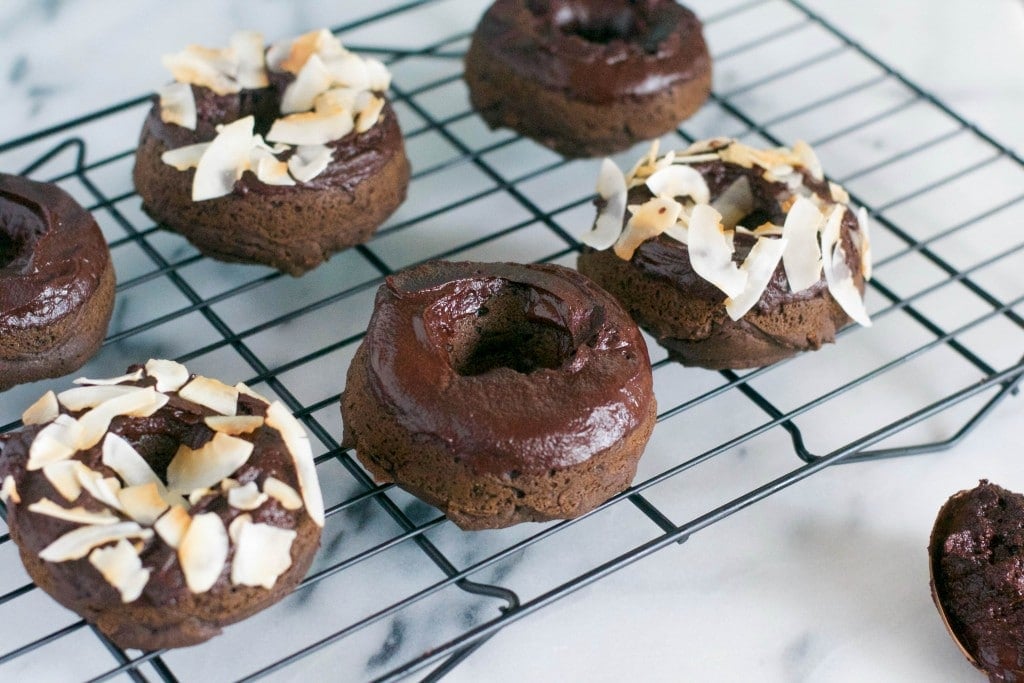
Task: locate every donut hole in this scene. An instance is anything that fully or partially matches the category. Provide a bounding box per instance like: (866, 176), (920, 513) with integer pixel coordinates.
(0, 231), (23, 269)
(439, 285), (574, 377)
(549, 2), (644, 45)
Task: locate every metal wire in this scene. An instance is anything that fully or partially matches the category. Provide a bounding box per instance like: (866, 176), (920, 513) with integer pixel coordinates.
(0, 0), (1021, 680)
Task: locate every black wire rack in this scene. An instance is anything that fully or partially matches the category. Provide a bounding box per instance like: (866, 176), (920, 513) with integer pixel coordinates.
(1, 0), (1022, 680)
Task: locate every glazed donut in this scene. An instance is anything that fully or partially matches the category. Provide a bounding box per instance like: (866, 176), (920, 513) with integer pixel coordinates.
(0, 173), (115, 391)
(464, 0), (712, 158)
(341, 260), (656, 530)
(577, 138), (873, 369)
(0, 360), (324, 650)
(133, 29), (410, 276)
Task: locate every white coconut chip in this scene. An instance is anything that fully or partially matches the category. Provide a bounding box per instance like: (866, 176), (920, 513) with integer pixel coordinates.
(263, 477), (303, 510)
(821, 206), (872, 327)
(89, 539), (150, 603)
(355, 95), (385, 134)
(288, 144), (334, 183)
(1, 475), (20, 505)
(154, 506), (191, 549)
(265, 402), (324, 527)
(725, 236), (790, 320)
(581, 158), (627, 251)
(191, 116), (257, 201)
(793, 140), (824, 181)
(162, 46), (239, 96)
(231, 522), (296, 589)
(686, 205), (748, 299)
(228, 513), (253, 543)
(57, 385), (145, 412)
(178, 512), (228, 593)
(167, 432), (254, 494)
(281, 53), (333, 115)
(42, 460), (90, 502)
(204, 415), (264, 435)
(22, 391), (59, 426)
(857, 206), (873, 281)
(710, 176), (755, 229)
(77, 468), (124, 511)
(613, 197), (684, 261)
(158, 82), (197, 130)
(178, 375), (239, 416)
(780, 196), (824, 293)
(161, 143), (210, 171)
(254, 155), (296, 186)
(625, 140), (660, 185)
(829, 181), (850, 204)
(118, 483), (170, 526)
(315, 87), (359, 114)
(682, 137), (732, 156)
(102, 433), (158, 487)
(145, 359), (190, 393)
(28, 415), (83, 471)
(73, 369), (145, 387)
(235, 382), (271, 405)
(267, 109), (354, 146)
(646, 165), (710, 205)
(230, 30), (269, 90)
(28, 498), (121, 526)
(324, 53), (370, 91)
(39, 522), (152, 563)
(364, 58), (392, 92)
(76, 388), (168, 451)
(227, 482), (268, 511)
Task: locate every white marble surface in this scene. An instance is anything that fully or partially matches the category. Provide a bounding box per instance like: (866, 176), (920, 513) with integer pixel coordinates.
(1, 1), (1023, 681)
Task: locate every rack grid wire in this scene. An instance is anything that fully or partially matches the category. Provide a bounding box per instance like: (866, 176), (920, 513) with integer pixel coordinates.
(1, 0), (1023, 680)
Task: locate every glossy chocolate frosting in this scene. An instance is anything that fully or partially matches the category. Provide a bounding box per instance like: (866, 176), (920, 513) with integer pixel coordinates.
(0, 174), (109, 339)
(472, 0), (710, 103)
(930, 481), (1024, 681)
(143, 78), (404, 199)
(362, 261), (654, 477)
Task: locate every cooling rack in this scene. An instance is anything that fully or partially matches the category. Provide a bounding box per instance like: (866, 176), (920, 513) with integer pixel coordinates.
(1, 0), (1022, 680)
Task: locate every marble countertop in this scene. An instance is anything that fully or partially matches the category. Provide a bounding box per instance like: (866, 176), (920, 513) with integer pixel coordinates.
(1, 1), (1022, 681)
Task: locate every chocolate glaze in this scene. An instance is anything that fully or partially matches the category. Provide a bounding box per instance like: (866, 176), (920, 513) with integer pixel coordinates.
(362, 261), (653, 476)
(143, 77), (403, 199)
(0, 174), (109, 338)
(0, 372), (307, 611)
(472, 0), (710, 103)
(930, 481), (1024, 681)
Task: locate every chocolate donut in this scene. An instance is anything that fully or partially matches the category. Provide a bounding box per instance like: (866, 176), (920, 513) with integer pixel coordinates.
(133, 29), (411, 276)
(0, 174), (115, 391)
(578, 138), (873, 369)
(464, 0), (712, 158)
(0, 361), (325, 650)
(341, 261), (656, 530)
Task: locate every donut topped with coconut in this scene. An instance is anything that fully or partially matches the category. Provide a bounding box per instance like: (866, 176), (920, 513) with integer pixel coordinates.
(577, 138), (873, 369)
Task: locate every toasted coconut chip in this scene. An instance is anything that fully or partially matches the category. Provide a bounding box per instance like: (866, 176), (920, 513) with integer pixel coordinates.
(281, 54), (333, 115)
(793, 140), (824, 181)
(179, 376), (239, 416)
(581, 159), (627, 250)
(205, 415), (264, 435)
(221, 478), (240, 491)
(646, 165), (710, 205)
(231, 522), (296, 589)
(273, 29), (342, 74)
(613, 197), (683, 261)
(857, 206), (873, 281)
(227, 482), (268, 511)
(687, 205), (748, 299)
(42, 460), (90, 502)
(288, 144), (334, 183)
(22, 390), (59, 426)
(255, 154), (296, 186)
(73, 369), (144, 387)
(158, 82), (197, 130)
(58, 385), (145, 412)
(671, 152), (722, 165)
(710, 176), (755, 229)
(78, 468), (124, 511)
(355, 95), (385, 134)
(753, 223), (785, 237)
(781, 196), (824, 292)
(263, 477), (303, 510)
(230, 30), (269, 89)
(821, 206), (872, 327)
(228, 513), (253, 543)
(235, 382), (271, 405)
(39, 522), (151, 563)
(315, 87), (359, 113)
(161, 142), (210, 171)
(89, 539), (150, 603)
(829, 181), (850, 204)
(1, 475), (20, 505)
(162, 46), (239, 96)
(77, 388), (168, 451)
(28, 415), (82, 471)
(325, 53), (370, 91)
(178, 512), (228, 593)
(167, 432), (253, 494)
(145, 359), (190, 393)
(154, 506), (191, 549)
(365, 57), (392, 92)
(683, 137), (732, 156)
(265, 402), (324, 526)
(28, 498), (121, 526)
(625, 140), (660, 185)
(267, 108), (354, 146)
(118, 483), (170, 526)
(191, 116), (257, 201)
(726, 236), (790, 320)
